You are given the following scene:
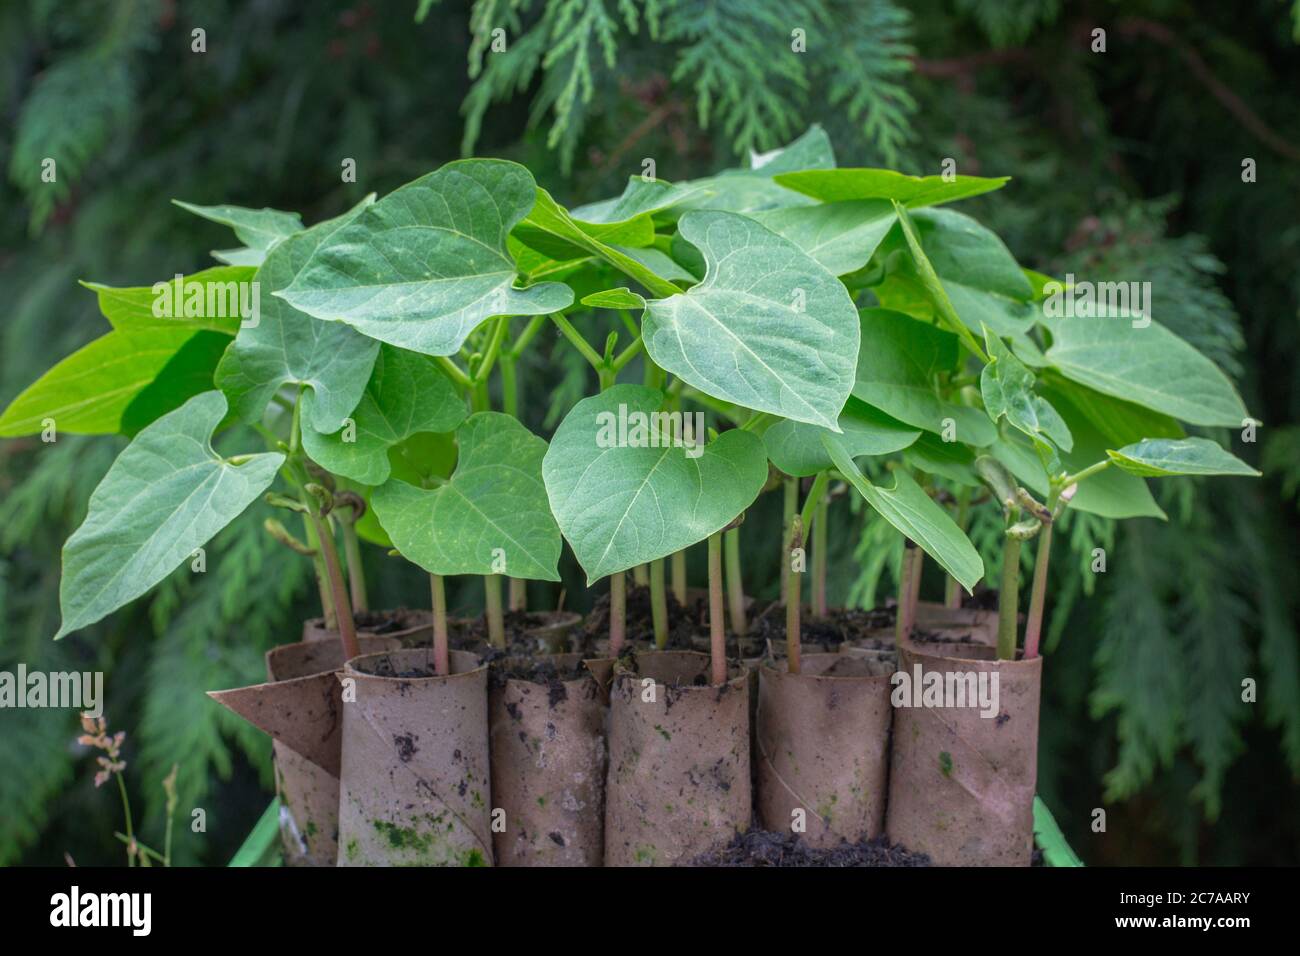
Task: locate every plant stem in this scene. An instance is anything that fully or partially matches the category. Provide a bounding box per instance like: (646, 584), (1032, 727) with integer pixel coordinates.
(609, 571), (626, 655)
(1062, 459), (1110, 488)
(786, 515), (803, 674)
(811, 495), (828, 618)
(650, 558), (669, 648)
(997, 533), (1023, 660)
(500, 350), (519, 417)
(780, 476), (797, 602)
(473, 316), (509, 386)
(1023, 522), (1053, 659)
(508, 577), (527, 612)
(300, 511), (336, 628)
(431, 573), (449, 677)
(340, 519), (368, 613)
(671, 549), (687, 604)
(724, 527), (747, 637)
(484, 574), (505, 649)
(945, 486), (971, 608)
(116, 773), (136, 867)
(908, 546), (924, 625)
(551, 313), (604, 370)
(708, 530), (726, 685)
(309, 510), (359, 660)
(632, 563), (649, 587)
(436, 355), (473, 391)
(896, 541), (917, 644)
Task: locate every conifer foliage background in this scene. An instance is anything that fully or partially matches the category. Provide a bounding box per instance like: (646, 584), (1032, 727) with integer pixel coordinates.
(1, 0), (1297, 865)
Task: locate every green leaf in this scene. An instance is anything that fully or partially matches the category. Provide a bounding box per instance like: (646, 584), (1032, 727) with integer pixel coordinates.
(55, 392), (284, 639)
(0, 327), (229, 438)
(581, 287), (647, 310)
(569, 177), (706, 226)
(906, 208), (1036, 337)
(744, 125), (837, 175)
(642, 211), (860, 429)
(903, 433), (980, 487)
(774, 168), (1009, 207)
(980, 326), (1072, 453)
(610, 245), (698, 284)
(173, 201), (304, 264)
(81, 266), (258, 335)
(823, 437), (983, 590)
(215, 198), (381, 434)
(675, 175), (816, 215)
(1045, 314), (1249, 427)
(997, 388), (1166, 519)
(751, 200), (897, 276)
(542, 385), (768, 582)
(1033, 796), (1084, 867)
(517, 188), (680, 297)
(892, 203), (993, 359)
(853, 309), (996, 446)
(278, 160), (573, 356)
(301, 345), (467, 485)
(1107, 438), (1260, 478)
(371, 413), (560, 580)
(1044, 379), (1183, 446)
(764, 398), (920, 477)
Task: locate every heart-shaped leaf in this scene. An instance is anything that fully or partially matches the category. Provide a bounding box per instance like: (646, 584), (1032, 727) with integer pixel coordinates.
(774, 168), (1009, 207)
(823, 436), (983, 590)
(216, 198), (381, 434)
(1107, 438), (1260, 477)
(56, 391), (283, 638)
(371, 412), (561, 580)
(751, 200), (897, 276)
(642, 210), (860, 429)
(278, 160), (573, 356)
(542, 385), (768, 582)
(1044, 313), (1249, 427)
(853, 309), (996, 446)
(301, 345), (467, 485)
(764, 398), (920, 477)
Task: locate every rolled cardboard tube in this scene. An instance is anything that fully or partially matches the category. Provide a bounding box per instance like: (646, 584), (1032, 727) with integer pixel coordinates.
(489, 653), (606, 866)
(337, 648), (493, 867)
(885, 642), (1041, 866)
(208, 635), (398, 867)
(603, 650), (751, 866)
(756, 653), (895, 847)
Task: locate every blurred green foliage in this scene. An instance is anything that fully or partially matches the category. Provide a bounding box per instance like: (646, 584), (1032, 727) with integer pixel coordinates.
(1, 0), (1297, 865)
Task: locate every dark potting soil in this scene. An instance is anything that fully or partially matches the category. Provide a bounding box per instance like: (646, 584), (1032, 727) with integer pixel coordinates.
(962, 587), (999, 611)
(748, 602), (895, 652)
(693, 830), (931, 867)
(584, 583), (699, 649)
(487, 655), (589, 707)
(451, 610), (565, 657)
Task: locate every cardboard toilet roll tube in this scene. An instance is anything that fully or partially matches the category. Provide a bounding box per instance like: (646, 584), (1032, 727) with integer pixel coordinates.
(208, 635), (398, 867)
(756, 653), (894, 847)
(604, 650), (751, 866)
(337, 648), (492, 867)
(489, 654), (606, 866)
(302, 608), (433, 645)
(886, 642), (1041, 866)
(914, 601), (998, 645)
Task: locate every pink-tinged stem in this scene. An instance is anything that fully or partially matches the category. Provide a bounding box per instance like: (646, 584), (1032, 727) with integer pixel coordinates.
(1023, 523), (1053, 659)
(431, 574), (449, 677)
(311, 512), (359, 661)
(708, 531), (726, 685)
